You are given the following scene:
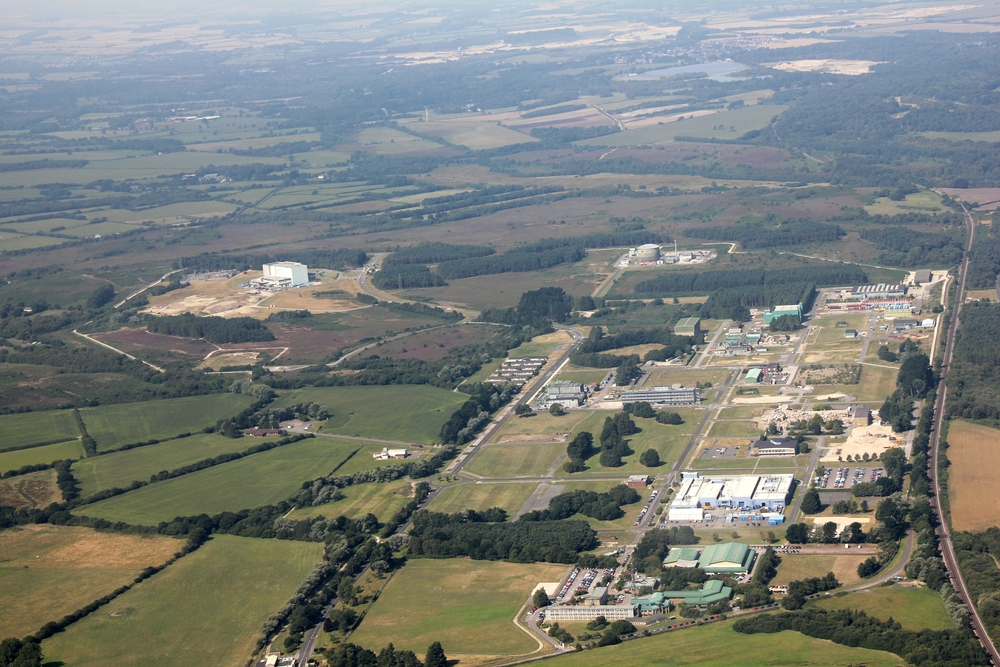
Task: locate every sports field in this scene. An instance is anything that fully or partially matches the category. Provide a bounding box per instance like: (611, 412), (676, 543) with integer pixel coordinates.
(289, 479), (412, 522)
(76, 438), (356, 524)
(945, 420), (1000, 532)
(43, 535), (322, 667)
(465, 442), (565, 478)
(812, 585), (951, 631)
(350, 559), (567, 657)
(79, 394), (256, 451)
(272, 385), (467, 444)
(0, 409), (80, 451)
(0, 525), (180, 639)
(540, 617), (901, 667)
(429, 482), (538, 515)
(0, 439), (85, 474)
(72, 433), (282, 498)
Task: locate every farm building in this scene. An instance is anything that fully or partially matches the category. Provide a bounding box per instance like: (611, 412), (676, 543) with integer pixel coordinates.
(372, 448), (407, 460)
(663, 548), (701, 568)
(674, 317), (702, 337)
(670, 472), (794, 513)
(697, 543), (755, 574)
(618, 385), (700, 405)
(849, 405), (871, 427)
(261, 261), (309, 287)
(844, 329), (858, 339)
(543, 381), (587, 408)
(545, 605), (637, 621)
(625, 475), (650, 488)
(751, 437), (799, 457)
(763, 304), (803, 324)
(246, 428), (282, 437)
(745, 368), (762, 384)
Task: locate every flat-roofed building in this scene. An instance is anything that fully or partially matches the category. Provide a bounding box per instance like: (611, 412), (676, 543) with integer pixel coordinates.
(763, 304), (803, 324)
(852, 284), (906, 299)
(671, 473), (794, 513)
(625, 474), (650, 488)
(752, 437), (799, 457)
(618, 385), (700, 405)
(262, 261), (309, 286)
(545, 605), (637, 621)
(544, 381), (586, 408)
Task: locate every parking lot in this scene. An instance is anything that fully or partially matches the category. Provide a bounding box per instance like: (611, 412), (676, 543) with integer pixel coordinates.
(817, 465), (883, 489)
(698, 443), (743, 460)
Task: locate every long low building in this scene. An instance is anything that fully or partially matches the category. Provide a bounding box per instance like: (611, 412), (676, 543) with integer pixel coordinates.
(544, 604), (637, 621)
(851, 283), (906, 299)
(632, 580), (733, 613)
(669, 472), (794, 516)
(618, 385), (700, 405)
(661, 544), (756, 574)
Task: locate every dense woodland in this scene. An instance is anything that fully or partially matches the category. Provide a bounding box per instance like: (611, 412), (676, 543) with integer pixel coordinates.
(946, 302), (1000, 419)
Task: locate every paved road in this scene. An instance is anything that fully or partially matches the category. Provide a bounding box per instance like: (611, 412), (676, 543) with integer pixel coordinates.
(927, 204), (1000, 663)
(844, 530), (915, 592)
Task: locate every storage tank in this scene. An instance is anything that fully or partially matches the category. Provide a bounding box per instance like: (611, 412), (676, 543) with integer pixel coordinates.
(636, 244), (660, 261)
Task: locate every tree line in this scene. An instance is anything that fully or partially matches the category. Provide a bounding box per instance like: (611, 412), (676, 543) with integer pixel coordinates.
(634, 264), (868, 296)
(145, 313), (276, 344)
(682, 218), (845, 249)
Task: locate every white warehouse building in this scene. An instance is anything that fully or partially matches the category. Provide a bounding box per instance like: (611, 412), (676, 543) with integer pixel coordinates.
(666, 472), (794, 521)
(262, 261), (309, 287)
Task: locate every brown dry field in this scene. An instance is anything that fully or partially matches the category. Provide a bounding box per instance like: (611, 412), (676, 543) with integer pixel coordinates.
(96, 328), (217, 357)
(771, 553), (869, 588)
(372, 324), (502, 361)
(0, 469), (60, 507)
(0, 525), (181, 638)
(947, 420), (1000, 532)
(258, 277), (364, 312)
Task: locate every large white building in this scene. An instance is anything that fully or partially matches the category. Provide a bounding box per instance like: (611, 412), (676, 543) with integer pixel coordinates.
(666, 472), (794, 520)
(261, 261), (309, 287)
(545, 605), (637, 621)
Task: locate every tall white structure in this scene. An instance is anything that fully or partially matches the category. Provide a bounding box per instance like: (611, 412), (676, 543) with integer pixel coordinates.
(262, 262), (308, 286)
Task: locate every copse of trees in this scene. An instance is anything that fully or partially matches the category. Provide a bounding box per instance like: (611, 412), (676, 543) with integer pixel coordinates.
(570, 326), (693, 369)
(634, 265), (868, 297)
(859, 226), (963, 268)
(438, 383), (519, 445)
(682, 218), (846, 249)
(478, 287), (574, 328)
(145, 313), (275, 344)
(371, 263), (446, 289)
(520, 485), (640, 522)
(86, 284), (115, 309)
(385, 243), (495, 265)
(947, 302), (1000, 419)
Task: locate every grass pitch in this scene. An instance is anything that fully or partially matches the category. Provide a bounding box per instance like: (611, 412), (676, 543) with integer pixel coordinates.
(541, 617), (901, 667)
(0, 409), (80, 451)
(0, 439), (85, 474)
(812, 585), (952, 631)
(465, 442), (566, 478)
(72, 433), (283, 498)
(429, 482), (538, 515)
(76, 438), (356, 524)
(43, 535), (322, 667)
(272, 385), (467, 444)
(349, 559), (567, 657)
(0, 524), (180, 639)
(945, 420), (1000, 532)
(79, 394), (256, 451)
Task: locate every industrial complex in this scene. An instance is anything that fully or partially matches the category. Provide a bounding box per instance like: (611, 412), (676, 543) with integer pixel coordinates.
(667, 472), (794, 522)
(253, 261), (310, 288)
(616, 384), (701, 405)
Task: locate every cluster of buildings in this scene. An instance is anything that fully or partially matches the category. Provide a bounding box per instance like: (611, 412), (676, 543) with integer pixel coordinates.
(827, 284), (913, 312)
(616, 384), (701, 405)
(487, 357), (547, 383)
(545, 578), (735, 621)
(744, 362), (788, 385)
(372, 447), (408, 460)
(623, 245), (715, 267)
(543, 381), (589, 409)
(666, 472), (794, 522)
(249, 262), (310, 289)
(662, 543), (756, 574)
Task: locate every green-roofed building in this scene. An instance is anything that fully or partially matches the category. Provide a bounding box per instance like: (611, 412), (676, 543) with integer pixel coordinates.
(698, 542), (755, 574)
(763, 304), (803, 324)
(663, 548), (700, 568)
(674, 317), (702, 337)
(632, 580), (733, 614)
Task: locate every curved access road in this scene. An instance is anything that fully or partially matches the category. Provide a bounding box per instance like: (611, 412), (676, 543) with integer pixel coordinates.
(927, 205), (1000, 662)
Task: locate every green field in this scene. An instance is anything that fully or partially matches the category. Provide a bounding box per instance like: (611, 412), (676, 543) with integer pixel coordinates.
(76, 438), (356, 524)
(865, 190), (948, 216)
(79, 394), (256, 451)
(0, 409), (80, 451)
(43, 535), (322, 667)
(707, 420), (760, 438)
(0, 439), (85, 474)
(465, 442), (565, 478)
(272, 385), (467, 444)
(429, 482), (537, 515)
(72, 433), (282, 498)
(0, 525), (181, 639)
(288, 479), (412, 522)
(576, 105), (788, 147)
(812, 585), (952, 631)
(570, 410), (702, 477)
(541, 617), (901, 667)
(349, 559), (568, 657)
(320, 438), (419, 477)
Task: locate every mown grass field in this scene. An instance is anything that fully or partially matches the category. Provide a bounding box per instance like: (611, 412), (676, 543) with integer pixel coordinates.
(42, 535), (322, 667)
(707, 420), (760, 438)
(288, 479), (412, 522)
(76, 438), (356, 524)
(945, 420), (1000, 532)
(0, 439), (85, 474)
(0, 409), (80, 451)
(571, 410), (702, 477)
(465, 442), (565, 478)
(429, 482), (537, 515)
(812, 585), (951, 631)
(272, 385), (467, 444)
(322, 438), (418, 477)
(79, 394), (256, 451)
(0, 525), (181, 639)
(541, 617), (902, 667)
(72, 433), (283, 498)
(350, 559), (567, 657)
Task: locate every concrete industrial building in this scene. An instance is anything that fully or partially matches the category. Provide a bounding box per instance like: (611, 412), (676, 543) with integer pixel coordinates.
(674, 317), (702, 337)
(751, 437), (799, 457)
(667, 472), (794, 520)
(636, 244), (660, 261)
(851, 284), (906, 299)
(261, 261), (309, 287)
(543, 381), (587, 408)
(763, 304), (803, 324)
(545, 605), (637, 621)
(618, 385), (700, 405)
